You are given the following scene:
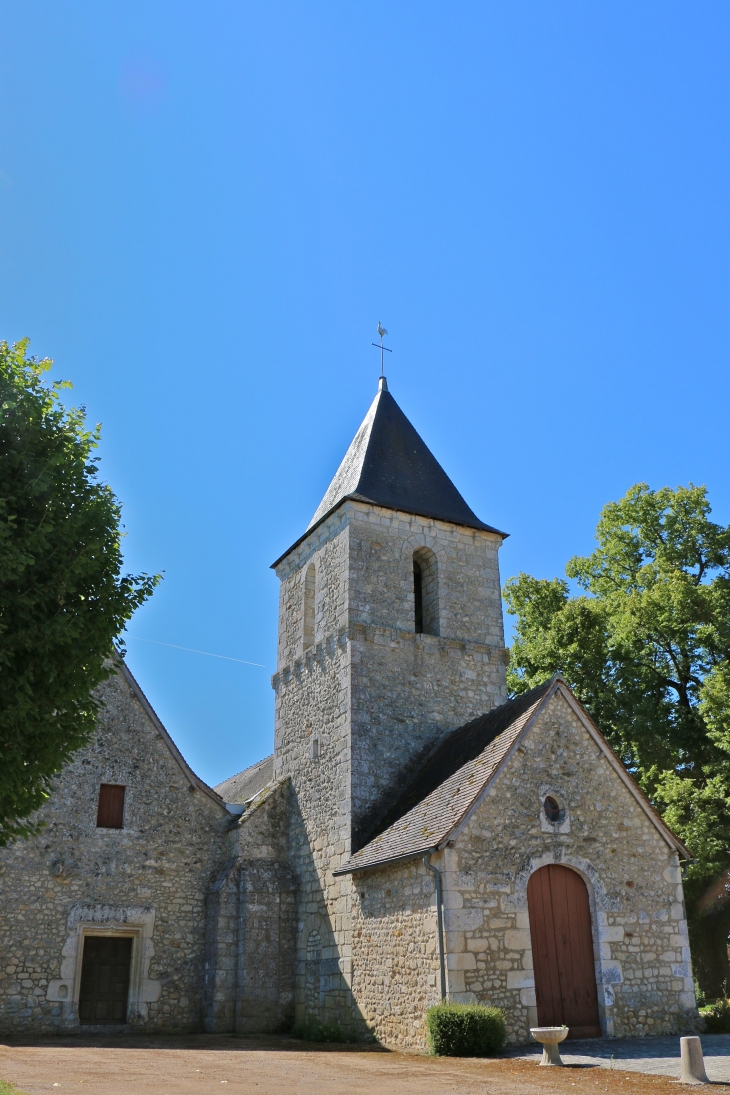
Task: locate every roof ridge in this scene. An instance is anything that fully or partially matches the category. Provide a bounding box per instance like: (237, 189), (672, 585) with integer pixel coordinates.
(354, 682), (553, 853)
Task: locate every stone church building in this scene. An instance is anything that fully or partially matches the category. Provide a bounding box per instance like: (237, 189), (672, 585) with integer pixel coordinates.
(0, 377), (698, 1046)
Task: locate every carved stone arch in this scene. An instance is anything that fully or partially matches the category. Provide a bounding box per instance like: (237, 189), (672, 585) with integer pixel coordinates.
(509, 852), (620, 1036)
(303, 562), (316, 651)
(295, 913), (328, 1020)
(401, 536), (440, 636)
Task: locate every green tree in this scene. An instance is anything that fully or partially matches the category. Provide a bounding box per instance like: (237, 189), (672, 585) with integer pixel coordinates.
(0, 339), (158, 845)
(504, 483), (730, 996)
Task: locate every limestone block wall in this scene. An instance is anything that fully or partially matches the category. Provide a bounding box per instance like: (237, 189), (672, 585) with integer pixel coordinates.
(0, 669), (231, 1035)
(274, 509), (360, 1031)
(202, 781), (296, 1035)
(346, 505), (507, 847)
(344, 692), (698, 1049)
(272, 500), (509, 1029)
(236, 779), (296, 1034)
(447, 693), (698, 1043)
(350, 858), (441, 1046)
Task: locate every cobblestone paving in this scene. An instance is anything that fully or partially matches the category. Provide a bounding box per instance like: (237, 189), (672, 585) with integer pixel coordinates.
(510, 1033), (730, 1080)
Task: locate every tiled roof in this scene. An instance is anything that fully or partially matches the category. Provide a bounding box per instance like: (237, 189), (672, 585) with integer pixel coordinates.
(336, 684), (553, 874)
(215, 754), (274, 804)
(272, 378), (506, 567)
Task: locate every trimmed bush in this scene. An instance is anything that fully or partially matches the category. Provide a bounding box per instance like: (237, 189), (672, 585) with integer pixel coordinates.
(704, 997), (730, 1033)
(426, 1002), (506, 1057)
(290, 1017), (352, 1043)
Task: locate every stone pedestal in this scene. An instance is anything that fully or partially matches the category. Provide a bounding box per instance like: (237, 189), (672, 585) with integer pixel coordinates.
(530, 1025), (568, 1066)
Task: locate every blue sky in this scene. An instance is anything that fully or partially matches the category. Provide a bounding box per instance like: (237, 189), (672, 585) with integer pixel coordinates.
(2, 2), (729, 787)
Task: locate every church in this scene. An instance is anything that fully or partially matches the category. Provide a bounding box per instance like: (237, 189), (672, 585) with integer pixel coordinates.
(0, 377), (699, 1047)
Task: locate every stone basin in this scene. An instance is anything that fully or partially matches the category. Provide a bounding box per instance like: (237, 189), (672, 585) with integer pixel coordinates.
(530, 1026), (569, 1066)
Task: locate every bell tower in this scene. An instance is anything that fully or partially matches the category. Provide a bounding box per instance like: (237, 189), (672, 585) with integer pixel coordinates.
(270, 376), (508, 1024)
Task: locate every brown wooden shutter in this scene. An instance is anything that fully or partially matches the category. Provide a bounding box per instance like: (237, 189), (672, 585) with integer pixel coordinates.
(96, 784), (125, 829)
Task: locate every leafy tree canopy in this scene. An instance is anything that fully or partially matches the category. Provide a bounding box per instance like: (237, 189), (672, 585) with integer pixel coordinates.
(504, 483), (730, 995)
(0, 340), (158, 844)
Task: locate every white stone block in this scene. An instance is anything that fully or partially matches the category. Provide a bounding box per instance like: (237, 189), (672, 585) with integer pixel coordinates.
(445, 932), (465, 953)
(444, 908), (483, 931)
(504, 929), (531, 951)
(598, 926), (624, 943)
(506, 971), (535, 990)
(447, 952), (476, 971)
(448, 971), (466, 993)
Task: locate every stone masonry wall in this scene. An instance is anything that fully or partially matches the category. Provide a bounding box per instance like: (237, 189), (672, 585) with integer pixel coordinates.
(272, 500), (508, 1030)
(347, 689), (698, 1049)
(0, 667), (231, 1034)
(273, 507), (356, 1027)
(444, 692), (697, 1042)
(202, 780), (296, 1035)
(347, 505), (507, 847)
(351, 858), (442, 1047)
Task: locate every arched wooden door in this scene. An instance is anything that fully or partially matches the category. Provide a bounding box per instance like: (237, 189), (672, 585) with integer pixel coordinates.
(527, 864), (601, 1039)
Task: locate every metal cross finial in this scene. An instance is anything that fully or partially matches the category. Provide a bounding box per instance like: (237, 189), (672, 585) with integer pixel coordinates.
(372, 321), (392, 378)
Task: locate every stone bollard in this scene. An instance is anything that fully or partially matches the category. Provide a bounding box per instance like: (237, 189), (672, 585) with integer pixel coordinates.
(679, 1036), (710, 1085)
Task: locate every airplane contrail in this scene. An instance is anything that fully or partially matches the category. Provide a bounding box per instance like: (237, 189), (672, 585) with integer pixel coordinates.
(125, 635), (266, 668)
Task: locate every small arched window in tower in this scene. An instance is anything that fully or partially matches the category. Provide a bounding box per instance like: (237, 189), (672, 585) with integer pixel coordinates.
(413, 548), (439, 636)
(303, 563), (316, 650)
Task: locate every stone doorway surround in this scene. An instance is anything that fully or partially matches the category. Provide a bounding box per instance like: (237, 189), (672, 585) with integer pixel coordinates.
(508, 851), (624, 1038)
(46, 904), (161, 1025)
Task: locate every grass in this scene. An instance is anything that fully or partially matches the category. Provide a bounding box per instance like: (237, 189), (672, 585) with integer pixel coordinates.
(0, 1082), (30, 1095)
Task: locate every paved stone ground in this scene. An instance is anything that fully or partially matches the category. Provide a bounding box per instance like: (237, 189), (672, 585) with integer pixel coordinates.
(1, 1035), (730, 1095)
(510, 1033), (730, 1081)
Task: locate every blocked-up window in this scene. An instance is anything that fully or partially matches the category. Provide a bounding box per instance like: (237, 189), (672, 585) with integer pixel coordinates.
(96, 784), (126, 829)
(303, 563), (316, 650)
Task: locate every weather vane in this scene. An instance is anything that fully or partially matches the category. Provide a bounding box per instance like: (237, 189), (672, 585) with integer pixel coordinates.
(372, 321), (392, 378)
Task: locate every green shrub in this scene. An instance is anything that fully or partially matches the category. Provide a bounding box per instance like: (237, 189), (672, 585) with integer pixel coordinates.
(426, 1002), (506, 1057)
(290, 1017), (351, 1043)
(704, 997), (730, 1033)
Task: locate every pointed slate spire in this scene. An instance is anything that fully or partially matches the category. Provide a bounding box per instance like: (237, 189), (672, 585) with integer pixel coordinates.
(308, 378), (505, 536)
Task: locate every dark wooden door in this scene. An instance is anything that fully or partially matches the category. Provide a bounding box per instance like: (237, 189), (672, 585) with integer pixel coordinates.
(527, 864), (601, 1039)
(78, 936), (132, 1024)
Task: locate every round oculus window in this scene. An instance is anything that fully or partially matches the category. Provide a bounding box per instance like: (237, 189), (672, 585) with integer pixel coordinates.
(544, 795), (563, 823)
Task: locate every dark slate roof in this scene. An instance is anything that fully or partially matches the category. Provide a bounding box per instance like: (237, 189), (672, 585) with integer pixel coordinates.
(272, 378), (506, 567)
(336, 683), (553, 874)
(214, 754), (274, 805)
(336, 676), (691, 874)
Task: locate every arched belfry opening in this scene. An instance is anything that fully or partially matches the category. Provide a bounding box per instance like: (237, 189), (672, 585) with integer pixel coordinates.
(303, 563), (316, 650)
(413, 547), (439, 636)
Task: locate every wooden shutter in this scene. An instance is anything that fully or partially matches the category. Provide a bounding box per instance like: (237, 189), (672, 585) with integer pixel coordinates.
(96, 784), (126, 829)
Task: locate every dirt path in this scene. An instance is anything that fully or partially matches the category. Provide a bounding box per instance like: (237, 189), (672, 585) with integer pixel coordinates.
(1, 1035), (729, 1095)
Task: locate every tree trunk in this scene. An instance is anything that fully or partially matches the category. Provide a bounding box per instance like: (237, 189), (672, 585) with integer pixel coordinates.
(690, 910), (730, 1000)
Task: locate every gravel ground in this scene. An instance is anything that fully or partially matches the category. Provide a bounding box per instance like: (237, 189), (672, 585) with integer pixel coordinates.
(511, 1033), (730, 1081)
(1, 1034), (730, 1095)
